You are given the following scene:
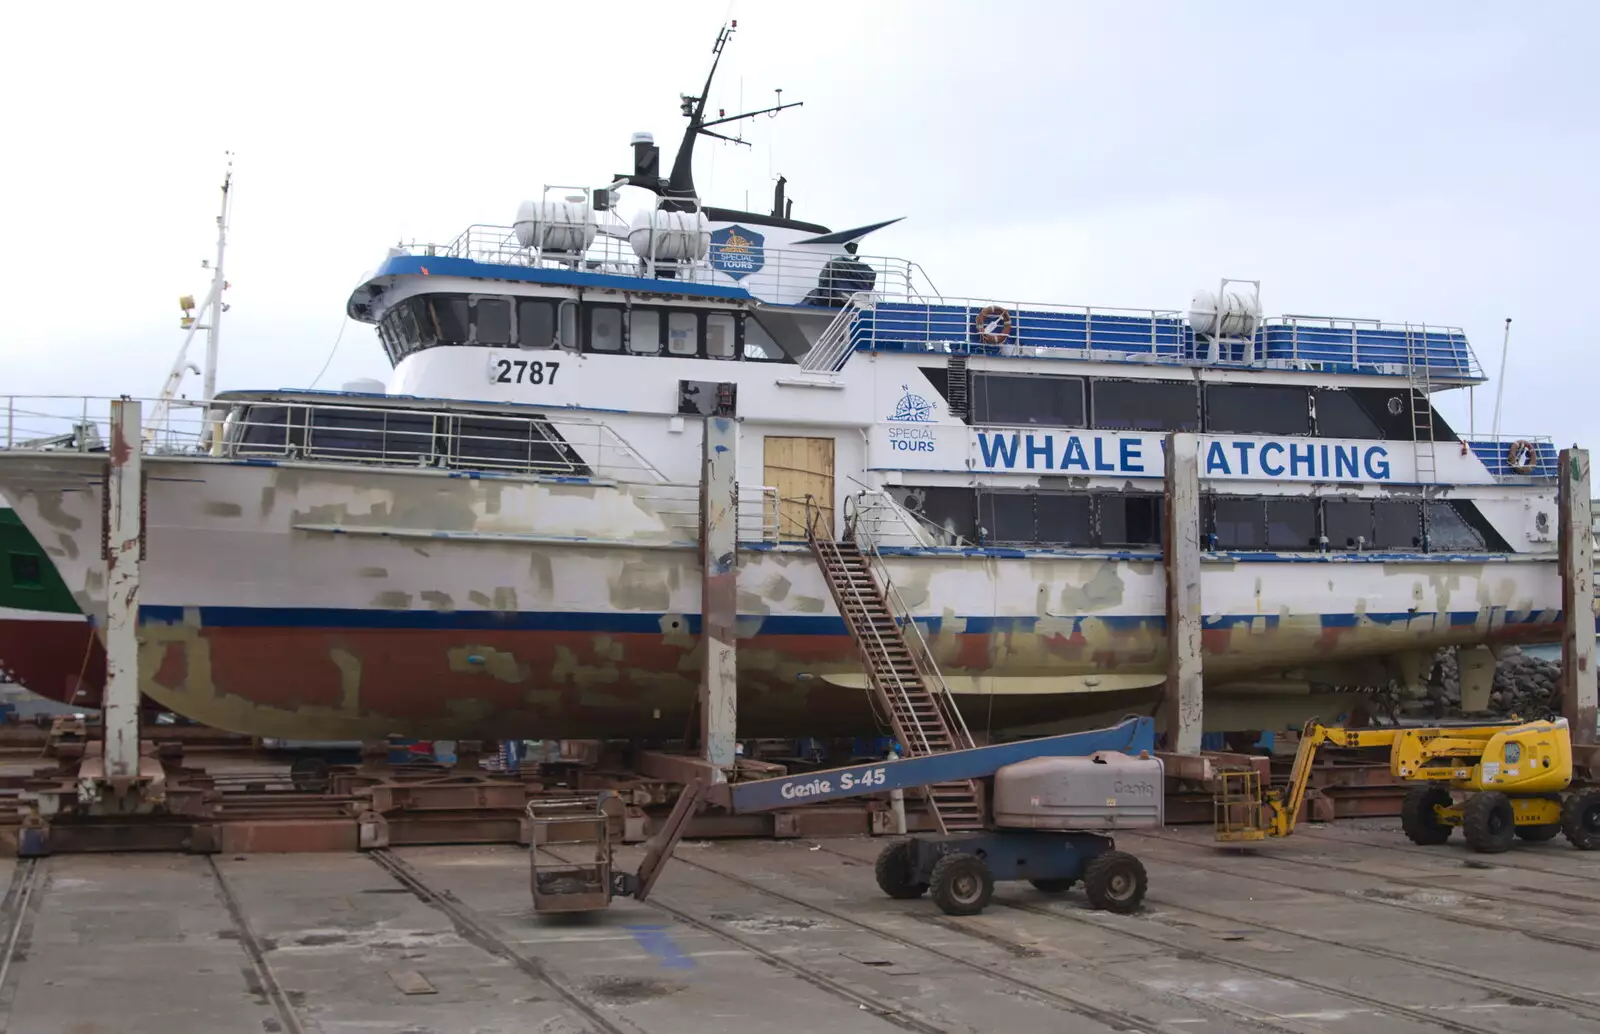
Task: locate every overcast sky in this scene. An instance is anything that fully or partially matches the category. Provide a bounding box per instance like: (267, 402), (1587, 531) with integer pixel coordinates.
(3, 1), (1595, 447)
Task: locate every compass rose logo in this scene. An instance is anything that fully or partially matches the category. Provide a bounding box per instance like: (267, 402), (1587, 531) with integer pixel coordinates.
(889, 384), (936, 422)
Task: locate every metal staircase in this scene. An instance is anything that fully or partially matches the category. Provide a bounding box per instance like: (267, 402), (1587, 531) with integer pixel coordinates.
(1405, 322), (1438, 484)
(799, 293), (874, 372)
(804, 500), (983, 832)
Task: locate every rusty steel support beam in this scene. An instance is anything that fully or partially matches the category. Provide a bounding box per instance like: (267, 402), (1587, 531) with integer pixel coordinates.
(699, 415), (739, 771)
(1161, 432), (1203, 754)
(1560, 447), (1597, 744)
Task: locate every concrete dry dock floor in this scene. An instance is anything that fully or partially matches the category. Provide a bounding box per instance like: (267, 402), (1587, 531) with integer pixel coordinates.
(2, 822), (1600, 1033)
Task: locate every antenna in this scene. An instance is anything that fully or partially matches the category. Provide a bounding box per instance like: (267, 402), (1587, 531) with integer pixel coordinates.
(1490, 317), (1512, 443)
(663, 21), (803, 202)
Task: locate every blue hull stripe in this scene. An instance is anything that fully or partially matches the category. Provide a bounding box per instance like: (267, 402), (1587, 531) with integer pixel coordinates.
(136, 605), (1563, 635)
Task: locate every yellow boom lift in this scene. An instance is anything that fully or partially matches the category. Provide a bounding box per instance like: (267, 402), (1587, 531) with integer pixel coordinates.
(1214, 717), (1600, 853)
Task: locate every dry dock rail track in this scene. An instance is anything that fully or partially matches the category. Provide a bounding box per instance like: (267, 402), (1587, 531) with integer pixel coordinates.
(0, 821), (1594, 1032)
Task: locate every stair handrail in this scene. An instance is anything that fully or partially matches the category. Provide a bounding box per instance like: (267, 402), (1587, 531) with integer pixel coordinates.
(804, 495), (945, 757)
(847, 503), (976, 753)
(798, 293), (874, 372)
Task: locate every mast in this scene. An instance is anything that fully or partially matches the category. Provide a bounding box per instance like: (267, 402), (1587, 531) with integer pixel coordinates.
(201, 156), (233, 408)
(150, 156), (233, 444)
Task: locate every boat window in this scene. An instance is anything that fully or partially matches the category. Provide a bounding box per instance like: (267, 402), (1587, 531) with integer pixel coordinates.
(630, 309), (662, 354)
(1323, 499), (1373, 549)
(706, 313), (737, 359)
(1313, 388), (1383, 439)
(1205, 384), (1310, 435)
(1092, 380), (1199, 432)
(400, 299), (433, 348)
(1265, 497), (1318, 549)
(1426, 501), (1486, 551)
(588, 306), (623, 352)
(894, 486), (978, 544)
(1099, 494), (1162, 547)
(236, 405), (297, 453)
(1209, 497), (1264, 550)
(1036, 494), (1095, 546)
(8, 553), (42, 589)
(971, 374), (1085, 427)
(518, 299), (556, 349)
(471, 297), (512, 346)
(668, 311), (699, 356)
(978, 491), (1037, 544)
(452, 415), (576, 473)
(1373, 500), (1422, 550)
(308, 407), (392, 462)
(744, 316), (784, 361)
(418, 295), (469, 345)
(379, 412), (437, 460)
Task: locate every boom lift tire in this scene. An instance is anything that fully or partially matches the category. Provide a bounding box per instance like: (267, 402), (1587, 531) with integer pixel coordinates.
(1515, 823), (1561, 842)
(1400, 785), (1454, 845)
(1562, 788), (1600, 850)
(1029, 878), (1076, 893)
(1462, 791), (1516, 853)
(1083, 851), (1147, 914)
(874, 841), (928, 899)
(929, 852), (993, 916)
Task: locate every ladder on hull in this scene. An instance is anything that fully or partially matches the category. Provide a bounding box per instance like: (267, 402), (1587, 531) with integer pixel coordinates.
(805, 501), (983, 832)
(1405, 322), (1438, 484)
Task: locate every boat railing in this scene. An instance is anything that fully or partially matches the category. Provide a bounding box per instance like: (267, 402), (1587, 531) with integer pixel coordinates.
(414, 225), (932, 306)
(847, 489), (973, 548)
(1, 394), (666, 483)
(632, 482), (781, 544)
(1461, 434), (1560, 481)
(844, 299), (1483, 379)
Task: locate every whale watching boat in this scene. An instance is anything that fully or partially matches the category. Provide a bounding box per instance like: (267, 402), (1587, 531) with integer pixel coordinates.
(0, 24), (1570, 742)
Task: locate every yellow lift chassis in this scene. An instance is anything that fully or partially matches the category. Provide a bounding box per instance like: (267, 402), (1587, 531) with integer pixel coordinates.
(1214, 717), (1600, 854)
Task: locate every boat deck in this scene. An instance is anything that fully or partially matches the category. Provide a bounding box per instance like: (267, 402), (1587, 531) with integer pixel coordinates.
(7, 822), (1600, 1033)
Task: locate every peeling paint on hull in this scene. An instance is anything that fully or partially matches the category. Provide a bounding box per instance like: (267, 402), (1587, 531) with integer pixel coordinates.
(0, 453), (1569, 740)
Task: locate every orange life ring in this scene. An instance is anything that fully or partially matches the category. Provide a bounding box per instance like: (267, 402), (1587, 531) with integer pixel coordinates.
(1506, 440), (1538, 475)
(975, 305), (1011, 345)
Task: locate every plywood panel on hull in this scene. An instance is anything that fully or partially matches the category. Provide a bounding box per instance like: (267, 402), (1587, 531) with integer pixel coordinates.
(765, 436), (834, 539)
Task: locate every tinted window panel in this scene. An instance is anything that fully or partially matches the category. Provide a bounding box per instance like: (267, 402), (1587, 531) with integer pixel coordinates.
(1210, 497), (1263, 550)
(1265, 497), (1317, 550)
(1100, 494), (1162, 547)
(978, 492), (1035, 544)
(1373, 500), (1422, 550)
(381, 412), (436, 460)
(706, 313), (736, 358)
(1207, 384), (1310, 435)
(422, 296), (469, 344)
(745, 317), (784, 361)
(518, 300), (555, 349)
(667, 312), (698, 356)
(1036, 494), (1094, 546)
(588, 307), (622, 352)
(406, 298), (436, 346)
(971, 374), (1084, 427)
(237, 405), (293, 451)
(895, 486), (976, 544)
(472, 298), (512, 345)
(1427, 501), (1486, 552)
(308, 407), (388, 460)
(1092, 380), (1198, 431)
(1314, 389), (1382, 439)
(1323, 499), (1373, 549)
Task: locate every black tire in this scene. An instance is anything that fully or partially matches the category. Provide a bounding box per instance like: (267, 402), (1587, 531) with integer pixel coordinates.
(1029, 877), (1076, 893)
(1462, 791), (1516, 854)
(1562, 788), (1600, 850)
(1515, 823), (1561, 842)
(1083, 851), (1147, 914)
(1400, 785), (1454, 846)
(873, 841), (927, 899)
(290, 756), (330, 793)
(929, 852), (993, 916)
